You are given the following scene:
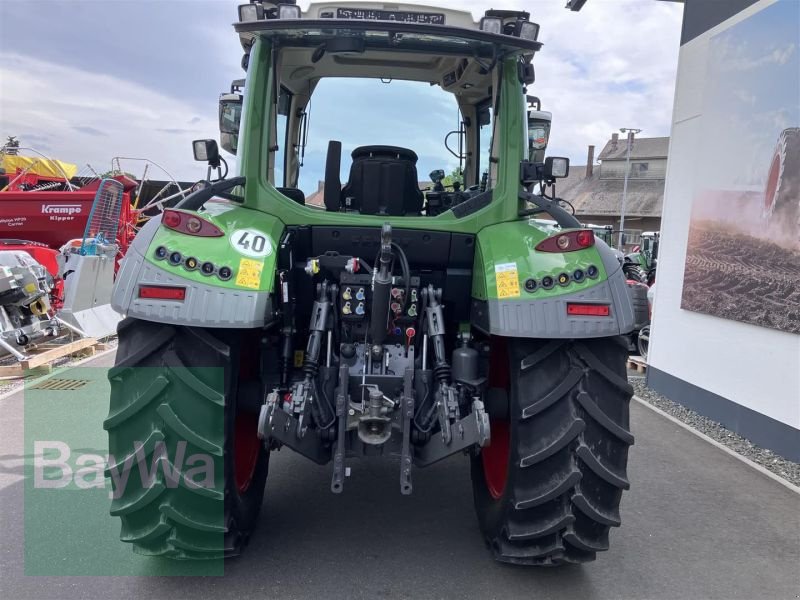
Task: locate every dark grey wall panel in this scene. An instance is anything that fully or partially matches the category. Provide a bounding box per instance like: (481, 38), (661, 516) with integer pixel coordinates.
(647, 367), (800, 461)
(681, 0), (760, 45)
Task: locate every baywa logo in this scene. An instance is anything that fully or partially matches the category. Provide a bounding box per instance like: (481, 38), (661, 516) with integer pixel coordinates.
(41, 204), (82, 215)
(33, 440), (215, 498)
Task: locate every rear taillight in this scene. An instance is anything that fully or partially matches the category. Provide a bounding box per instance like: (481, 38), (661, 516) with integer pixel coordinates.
(535, 229), (595, 253)
(138, 285), (186, 301)
(567, 303), (610, 316)
(162, 210), (223, 237)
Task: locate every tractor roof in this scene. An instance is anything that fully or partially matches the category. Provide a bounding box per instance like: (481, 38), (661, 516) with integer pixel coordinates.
(234, 2), (541, 101)
(235, 2), (541, 52)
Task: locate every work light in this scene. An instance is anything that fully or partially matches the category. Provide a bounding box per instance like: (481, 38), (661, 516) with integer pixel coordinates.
(518, 21), (540, 41)
(479, 17), (502, 34)
(277, 3), (301, 19)
(238, 3), (263, 22)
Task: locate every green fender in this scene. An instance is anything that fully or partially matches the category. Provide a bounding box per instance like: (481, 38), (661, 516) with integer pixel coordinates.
(470, 220), (636, 338)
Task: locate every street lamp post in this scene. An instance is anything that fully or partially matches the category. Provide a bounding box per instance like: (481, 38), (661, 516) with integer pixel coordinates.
(618, 127), (641, 250)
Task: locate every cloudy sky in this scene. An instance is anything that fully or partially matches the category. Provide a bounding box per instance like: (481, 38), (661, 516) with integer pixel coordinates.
(0, 0), (683, 188)
(699, 0), (798, 189)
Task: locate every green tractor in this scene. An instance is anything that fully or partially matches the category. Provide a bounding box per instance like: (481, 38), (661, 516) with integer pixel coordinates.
(628, 231), (659, 285)
(107, 1), (636, 566)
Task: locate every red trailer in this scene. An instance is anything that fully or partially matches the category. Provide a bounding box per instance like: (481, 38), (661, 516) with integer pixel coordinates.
(0, 176), (138, 257)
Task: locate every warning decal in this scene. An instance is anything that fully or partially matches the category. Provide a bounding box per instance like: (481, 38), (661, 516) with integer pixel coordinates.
(235, 257), (264, 289)
(495, 262), (521, 299)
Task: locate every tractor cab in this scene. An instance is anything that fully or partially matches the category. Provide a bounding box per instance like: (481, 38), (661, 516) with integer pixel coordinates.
(640, 231), (659, 269)
(216, 1), (552, 220)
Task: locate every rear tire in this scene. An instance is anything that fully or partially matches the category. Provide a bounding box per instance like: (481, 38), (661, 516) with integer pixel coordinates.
(471, 337), (634, 566)
(105, 318), (269, 559)
(763, 127), (800, 225)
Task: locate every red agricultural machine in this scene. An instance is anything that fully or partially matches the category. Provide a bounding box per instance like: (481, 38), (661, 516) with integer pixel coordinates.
(0, 141), (189, 356)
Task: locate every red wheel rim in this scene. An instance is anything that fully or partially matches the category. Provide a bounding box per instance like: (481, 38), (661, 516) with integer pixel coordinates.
(764, 154), (781, 214)
(482, 337), (510, 500)
(234, 413), (260, 493)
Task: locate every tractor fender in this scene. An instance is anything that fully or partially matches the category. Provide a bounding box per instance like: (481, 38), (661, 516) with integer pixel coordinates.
(111, 205), (282, 328)
(469, 221), (636, 338)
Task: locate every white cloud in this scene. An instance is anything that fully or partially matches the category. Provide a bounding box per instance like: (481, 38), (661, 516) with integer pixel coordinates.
(0, 52), (220, 180)
(715, 37), (797, 72)
(1, 0), (683, 180)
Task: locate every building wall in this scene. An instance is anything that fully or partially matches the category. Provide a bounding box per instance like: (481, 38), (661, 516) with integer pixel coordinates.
(648, 0), (799, 459)
(600, 157), (668, 180)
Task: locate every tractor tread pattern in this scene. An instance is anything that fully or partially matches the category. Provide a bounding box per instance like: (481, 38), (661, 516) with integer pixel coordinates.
(105, 318), (249, 560)
(482, 338), (633, 566)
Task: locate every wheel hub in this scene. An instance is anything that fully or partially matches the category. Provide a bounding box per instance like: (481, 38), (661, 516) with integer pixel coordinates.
(482, 337), (510, 499)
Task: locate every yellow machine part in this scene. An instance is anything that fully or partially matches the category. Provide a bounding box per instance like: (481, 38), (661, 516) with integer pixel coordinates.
(1, 155), (78, 179)
(29, 298), (50, 316)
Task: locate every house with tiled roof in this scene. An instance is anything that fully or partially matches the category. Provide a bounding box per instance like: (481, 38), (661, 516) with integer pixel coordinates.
(558, 134), (669, 245)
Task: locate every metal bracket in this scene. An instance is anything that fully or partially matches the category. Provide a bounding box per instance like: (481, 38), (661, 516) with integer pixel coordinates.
(414, 400), (490, 467)
(258, 397), (330, 465)
(435, 384), (460, 445)
(399, 367), (415, 495)
(330, 363), (349, 493)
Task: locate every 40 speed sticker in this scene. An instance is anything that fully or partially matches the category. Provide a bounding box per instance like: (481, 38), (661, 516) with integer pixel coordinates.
(230, 228), (273, 258)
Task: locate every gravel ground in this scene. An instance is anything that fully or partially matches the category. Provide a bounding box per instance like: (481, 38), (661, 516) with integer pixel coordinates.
(0, 336), (118, 397)
(630, 377), (800, 487)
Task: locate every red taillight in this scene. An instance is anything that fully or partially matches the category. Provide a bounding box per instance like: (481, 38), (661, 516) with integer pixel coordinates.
(567, 303), (610, 316)
(162, 210), (224, 237)
(536, 229), (595, 253)
(163, 210), (181, 228)
(138, 285), (186, 300)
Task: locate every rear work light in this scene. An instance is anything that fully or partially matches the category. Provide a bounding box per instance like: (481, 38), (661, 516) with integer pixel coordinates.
(161, 210), (224, 237)
(567, 303), (610, 317)
(535, 229), (595, 253)
(138, 285), (186, 301)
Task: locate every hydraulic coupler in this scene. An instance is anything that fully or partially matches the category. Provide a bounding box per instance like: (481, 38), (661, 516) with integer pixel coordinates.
(369, 223), (393, 347)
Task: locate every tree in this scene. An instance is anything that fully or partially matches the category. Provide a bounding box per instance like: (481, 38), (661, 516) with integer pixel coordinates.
(2, 136), (20, 155)
(442, 166), (463, 187)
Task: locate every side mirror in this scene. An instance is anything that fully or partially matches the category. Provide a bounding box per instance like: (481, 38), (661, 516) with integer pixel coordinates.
(528, 109), (552, 163)
(193, 139), (220, 168)
(219, 92), (243, 155)
(477, 107), (491, 127)
(544, 157), (569, 179)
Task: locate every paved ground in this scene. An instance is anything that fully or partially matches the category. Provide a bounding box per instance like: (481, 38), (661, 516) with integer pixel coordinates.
(1, 352), (798, 600)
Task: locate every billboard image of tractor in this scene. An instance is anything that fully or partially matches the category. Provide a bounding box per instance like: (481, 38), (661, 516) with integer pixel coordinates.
(681, 0), (800, 334)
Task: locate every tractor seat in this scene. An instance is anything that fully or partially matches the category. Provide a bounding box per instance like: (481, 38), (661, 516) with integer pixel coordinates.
(340, 145), (424, 215)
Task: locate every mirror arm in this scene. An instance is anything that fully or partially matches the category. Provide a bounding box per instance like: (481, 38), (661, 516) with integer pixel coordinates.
(176, 176), (246, 211)
(518, 190), (581, 228)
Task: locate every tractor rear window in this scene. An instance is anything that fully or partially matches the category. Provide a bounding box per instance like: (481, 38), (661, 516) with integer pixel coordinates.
(290, 78), (473, 204)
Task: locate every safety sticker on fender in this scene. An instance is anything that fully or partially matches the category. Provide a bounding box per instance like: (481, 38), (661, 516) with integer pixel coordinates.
(230, 228), (273, 258)
(495, 262), (520, 299)
(235, 257), (264, 289)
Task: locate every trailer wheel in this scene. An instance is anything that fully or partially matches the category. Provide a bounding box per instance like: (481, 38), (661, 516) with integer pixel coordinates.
(105, 318), (269, 559)
(471, 337), (634, 566)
